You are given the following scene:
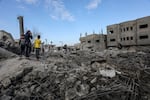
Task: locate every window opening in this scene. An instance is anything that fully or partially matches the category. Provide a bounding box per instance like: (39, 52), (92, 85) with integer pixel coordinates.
(88, 41), (91, 43)
(139, 35), (148, 39)
(139, 24), (148, 29)
(127, 37), (129, 40)
(110, 39), (116, 42)
(96, 40), (100, 43)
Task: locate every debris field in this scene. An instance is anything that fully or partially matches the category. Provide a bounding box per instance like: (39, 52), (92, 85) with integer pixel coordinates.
(0, 47), (150, 100)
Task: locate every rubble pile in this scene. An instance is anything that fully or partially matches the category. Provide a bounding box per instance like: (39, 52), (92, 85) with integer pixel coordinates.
(0, 39), (20, 55)
(107, 50), (150, 100)
(0, 49), (150, 100)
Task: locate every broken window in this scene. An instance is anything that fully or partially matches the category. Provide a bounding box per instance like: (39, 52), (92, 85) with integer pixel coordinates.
(109, 30), (114, 34)
(139, 24), (148, 29)
(139, 35), (148, 39)
(96, 40), (100, 43)
(131, 37), (133, 40)
(88, 41), (91, 43)
(110, 39), (115, 42)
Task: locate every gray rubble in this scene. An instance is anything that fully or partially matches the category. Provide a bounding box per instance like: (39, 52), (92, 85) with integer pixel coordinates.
(0, 47), (150, 100)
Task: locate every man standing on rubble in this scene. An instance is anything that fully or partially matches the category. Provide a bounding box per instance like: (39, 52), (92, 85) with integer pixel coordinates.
(19, 34), (25, 57)
(25, 30), (32, 58)
(63, 44), (68, 54)
(34, 35), (41, 60)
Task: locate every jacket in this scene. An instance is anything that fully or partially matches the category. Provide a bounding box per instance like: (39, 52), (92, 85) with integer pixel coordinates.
(34, 38), (41, 48)
(25, 32), (32, 44)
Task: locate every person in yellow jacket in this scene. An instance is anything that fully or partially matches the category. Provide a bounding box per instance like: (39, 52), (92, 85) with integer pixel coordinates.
(34, 35), (41, 60)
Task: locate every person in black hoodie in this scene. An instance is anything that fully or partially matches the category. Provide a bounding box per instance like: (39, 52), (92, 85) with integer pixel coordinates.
(25, 30), (32, 57)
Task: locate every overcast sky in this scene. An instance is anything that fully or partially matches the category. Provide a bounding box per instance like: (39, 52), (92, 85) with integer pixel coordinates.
(0, 0), (150, 45)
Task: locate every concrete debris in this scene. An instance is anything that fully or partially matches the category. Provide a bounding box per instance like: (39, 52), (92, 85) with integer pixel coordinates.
(0, 47), (150, 100)
(99, 69), (116, 78)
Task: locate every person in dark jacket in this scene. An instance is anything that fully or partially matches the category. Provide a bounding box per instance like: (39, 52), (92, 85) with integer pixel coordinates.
(25, 30), (32, 57)
(19, 34), (25, 57)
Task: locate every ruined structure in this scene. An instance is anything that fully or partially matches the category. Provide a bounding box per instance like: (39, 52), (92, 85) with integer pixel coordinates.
(80, 34), (107, 51)
(107, 16), (150, 47)
(17, 16), (24, 36)
(0, 30), (15, 47)
(74, 43), (81, 50)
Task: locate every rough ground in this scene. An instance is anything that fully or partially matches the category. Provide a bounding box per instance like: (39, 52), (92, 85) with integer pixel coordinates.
(0, 47), (150, 100)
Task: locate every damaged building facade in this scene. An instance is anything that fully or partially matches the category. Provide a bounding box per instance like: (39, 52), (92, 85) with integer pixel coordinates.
(107, 16), (150, 47)
(79, 34), (107, 51)
(0, 30), (15, 47)
(79, 16), (150, 51)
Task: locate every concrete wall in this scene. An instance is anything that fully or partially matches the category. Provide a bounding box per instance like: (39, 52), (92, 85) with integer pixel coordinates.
(107, 24), (119, 47)
(80, 34), (106, 51)
(136, 16), (150, 45)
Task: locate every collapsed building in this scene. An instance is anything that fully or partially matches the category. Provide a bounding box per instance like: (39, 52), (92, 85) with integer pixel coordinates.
(0, 30), (15, 47)
(0, 30), (21, 54)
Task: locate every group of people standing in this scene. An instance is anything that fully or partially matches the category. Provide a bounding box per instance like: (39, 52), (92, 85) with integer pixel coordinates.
(19, 30), (41, 60)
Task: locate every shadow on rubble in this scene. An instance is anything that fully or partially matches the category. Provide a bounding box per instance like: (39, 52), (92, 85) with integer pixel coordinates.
(4, 46), (20, 55)
(0, 47), (17, 61)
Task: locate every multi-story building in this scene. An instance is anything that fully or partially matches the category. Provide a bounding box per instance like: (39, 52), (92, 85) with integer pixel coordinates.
(80, 34), (107, 51)
(119, 20), (137, 46)
(107, 16), (150, 47)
